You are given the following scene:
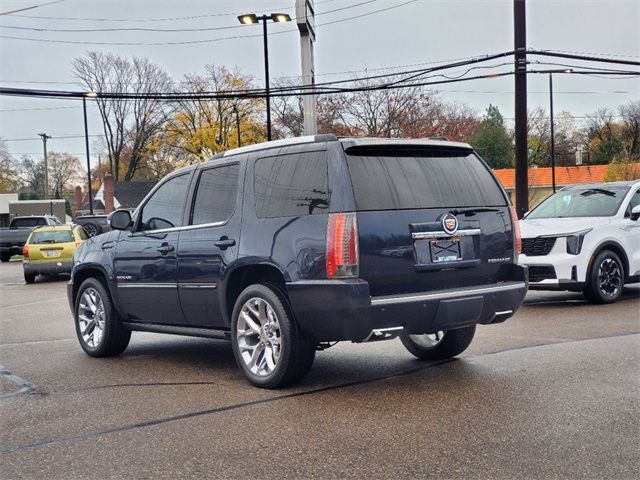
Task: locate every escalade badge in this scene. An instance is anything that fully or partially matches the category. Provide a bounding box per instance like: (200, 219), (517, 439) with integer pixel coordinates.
(442, 213), (459, 235)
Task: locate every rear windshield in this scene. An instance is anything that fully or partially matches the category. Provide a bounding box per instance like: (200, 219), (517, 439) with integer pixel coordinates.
(527, 186), (629, 218)
(12, 217), (47, 228)
(30, 230), (73, 244)
(345, 148), (507, 210)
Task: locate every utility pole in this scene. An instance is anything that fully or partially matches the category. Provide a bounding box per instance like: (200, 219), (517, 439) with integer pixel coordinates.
(549, 73), (556, 193)
(514, 0), (528, 218)
(38, 133), (51, 199)
(296, 0), (317, 135)
(233, 104), (242, 147)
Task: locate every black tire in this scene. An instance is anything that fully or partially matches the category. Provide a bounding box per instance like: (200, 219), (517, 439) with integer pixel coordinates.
(583, 250), (624, 304)
(231, 283), (316, 389)
(24, 271), (36, 284)
(74, 277), (131, 357)
(1, 253), (11, 262)
(400, 325), (476, 361)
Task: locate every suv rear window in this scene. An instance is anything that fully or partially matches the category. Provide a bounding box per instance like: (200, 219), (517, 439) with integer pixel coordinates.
(345, 148), (507, 210)
(12, 218), (47, 228)
(254, 152), (329, 218)
(30, 230), (73, 244)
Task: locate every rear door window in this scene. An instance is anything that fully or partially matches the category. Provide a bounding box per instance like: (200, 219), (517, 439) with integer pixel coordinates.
(345, 148), (507, 211)
(30, 230), (74, 244)
(191, 164), (239, 225)
(254, 151), (329, 218)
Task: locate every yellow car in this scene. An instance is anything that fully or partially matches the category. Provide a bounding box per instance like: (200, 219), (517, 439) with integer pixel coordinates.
(22, 225), (88, 284)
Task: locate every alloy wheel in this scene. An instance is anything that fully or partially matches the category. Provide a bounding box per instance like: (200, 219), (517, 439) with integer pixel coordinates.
(78, 287), (106, 348)
(237, 297), (282, 377)
(408, 331), (445, 349)
(598, 258), (622, 297)
(84, 224), (98, 237)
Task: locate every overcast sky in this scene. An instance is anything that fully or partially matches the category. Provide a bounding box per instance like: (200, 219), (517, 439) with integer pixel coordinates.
(0, 0), (638, 166)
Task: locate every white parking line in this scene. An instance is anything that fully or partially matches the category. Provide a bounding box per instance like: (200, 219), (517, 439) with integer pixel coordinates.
(0, 297), (67, 311)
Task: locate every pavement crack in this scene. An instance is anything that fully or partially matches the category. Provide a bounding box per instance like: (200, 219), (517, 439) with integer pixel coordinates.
(0, 363), (37, 400)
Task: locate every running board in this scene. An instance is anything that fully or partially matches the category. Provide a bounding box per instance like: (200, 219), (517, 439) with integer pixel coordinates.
(123, 322), (230, 340)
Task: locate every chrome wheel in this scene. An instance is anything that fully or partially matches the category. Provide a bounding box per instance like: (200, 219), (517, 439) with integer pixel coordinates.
(598, 258), (622, 297)
(408, 331), (445, 349)
(237, 297), (281, 377)
(78, 287), (106, 348)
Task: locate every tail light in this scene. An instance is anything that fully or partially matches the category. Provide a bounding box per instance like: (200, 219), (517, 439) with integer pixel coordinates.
(75, 241), (81, 248)
(22, 245), (29, 258)
(326, 212), (359, 278)
(510, 207), (522, 257)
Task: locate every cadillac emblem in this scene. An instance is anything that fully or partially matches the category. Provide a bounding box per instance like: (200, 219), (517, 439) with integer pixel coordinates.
(441, 213), (459, 236)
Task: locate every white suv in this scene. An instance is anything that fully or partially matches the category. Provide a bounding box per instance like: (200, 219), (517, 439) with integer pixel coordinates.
(519, 180), (640, 303)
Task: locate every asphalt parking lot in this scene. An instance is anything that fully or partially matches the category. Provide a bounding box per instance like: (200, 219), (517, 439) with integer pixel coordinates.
(1, 261), (639, 479)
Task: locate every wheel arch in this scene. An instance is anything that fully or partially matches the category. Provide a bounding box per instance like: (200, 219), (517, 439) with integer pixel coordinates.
(587, 240), (630, 280)
(72, 264), (119, 312)
(223, 263), (288, 326)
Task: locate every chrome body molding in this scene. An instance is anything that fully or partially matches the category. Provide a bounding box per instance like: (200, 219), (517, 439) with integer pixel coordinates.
(370, 282), (526, 306)
(116, 283), (176, 289)
(411, 229), (482, 240)
(178, 283), (217, 290)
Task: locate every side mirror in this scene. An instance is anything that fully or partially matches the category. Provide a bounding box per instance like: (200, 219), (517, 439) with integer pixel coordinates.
(108, 210), (132, 231)
(631, 205), (640, 221)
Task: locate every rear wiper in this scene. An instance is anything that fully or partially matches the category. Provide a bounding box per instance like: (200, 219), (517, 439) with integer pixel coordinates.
(451, 207), (500, 217)
(581, 188), (616, 197)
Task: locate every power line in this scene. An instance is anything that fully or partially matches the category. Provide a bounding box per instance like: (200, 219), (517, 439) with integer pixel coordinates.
(0, 0), (419, 46)
(0, 0), (380, 33)
(0, 0), (65, 16)
(3, 0), (341, 22)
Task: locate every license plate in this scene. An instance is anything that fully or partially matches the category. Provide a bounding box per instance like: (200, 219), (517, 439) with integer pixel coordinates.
(45, 250), (60, 258)
(430, 238), (460, 263)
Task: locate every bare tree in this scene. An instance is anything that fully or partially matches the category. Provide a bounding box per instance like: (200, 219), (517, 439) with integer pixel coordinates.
(271, 77), (304, 138)
(47, 152), (83, 198)
(72, 52), (171, 181)
(0, 138), (20, 193)
(620, 100), (640, 160)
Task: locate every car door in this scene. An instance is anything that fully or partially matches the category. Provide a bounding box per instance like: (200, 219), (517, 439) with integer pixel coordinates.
(623, 187), (640, 276)
(114, 172), (192, 325)
(177, 162), (242, 328)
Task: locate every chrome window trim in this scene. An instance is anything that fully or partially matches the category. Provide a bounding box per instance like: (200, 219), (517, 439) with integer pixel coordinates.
(411, 229), (481, 240)
(370, 282), (525, 306)
(117, 283), (177, 289)
(131, 220), (226, 236)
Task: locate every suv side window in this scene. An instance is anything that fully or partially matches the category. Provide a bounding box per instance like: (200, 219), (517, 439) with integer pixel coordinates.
(191, 164), (239, 225)
(254, 151), (329, 218)
(139, 174), (190, 231)
(626, 189), (640, 217)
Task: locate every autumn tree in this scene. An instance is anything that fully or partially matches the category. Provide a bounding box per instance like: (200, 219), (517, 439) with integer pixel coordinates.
(167, 65), (266, 162)
(0, 138), (20, 193)
(470, 105), (513, 169)
(72, 51), (172, 181)
(46, 152), (83, 198)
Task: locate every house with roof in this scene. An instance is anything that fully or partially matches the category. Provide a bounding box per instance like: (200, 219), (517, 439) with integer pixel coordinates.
(75, 173), (156, 216)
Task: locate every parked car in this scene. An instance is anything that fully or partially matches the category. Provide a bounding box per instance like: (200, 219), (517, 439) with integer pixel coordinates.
(0, 215), (62, 262)
(68, 135), (528, 388)
(23, 224), (88, 283)
(74, 215), (110, 237)
(519, 180), (640, 303)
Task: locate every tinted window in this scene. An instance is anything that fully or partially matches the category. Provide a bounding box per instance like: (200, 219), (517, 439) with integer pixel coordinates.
(254, 152), (329, 218)
(139, 174), (190, 231)
(13, 218), (46, 228)
(76, 227), (89, 240)
(30, 230), (73, 244)
(527, 186), (629, 219)
(191, 164), (239, 225)
(626, 189), (640, 216)
(345, 149), (506, 210)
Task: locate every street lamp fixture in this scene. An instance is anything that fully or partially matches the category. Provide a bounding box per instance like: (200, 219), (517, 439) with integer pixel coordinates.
(237, 12), (292, 141)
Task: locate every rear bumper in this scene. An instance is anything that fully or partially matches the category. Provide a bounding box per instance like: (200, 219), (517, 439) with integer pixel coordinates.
(287, 265), (528, 342)
(24, 260), (73, 276)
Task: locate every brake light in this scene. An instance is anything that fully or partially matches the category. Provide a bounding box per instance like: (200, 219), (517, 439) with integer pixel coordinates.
(510, 207), (522, 255)
(75, 241), (81, 248)
(22, 245), (29, 258)
(326, 212), (359, 278)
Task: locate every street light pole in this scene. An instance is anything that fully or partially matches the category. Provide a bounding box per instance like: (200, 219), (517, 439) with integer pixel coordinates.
(238, 12), (291, 143)
(83, 94), (94, 215)
(37, 132), (51, 199)
(549, 73), (556, 193)
(233, 105), (241, 148)
(261, 15), (272, 141)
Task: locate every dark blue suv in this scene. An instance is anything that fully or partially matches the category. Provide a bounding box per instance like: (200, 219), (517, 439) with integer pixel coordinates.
(68, 135), (527, 388)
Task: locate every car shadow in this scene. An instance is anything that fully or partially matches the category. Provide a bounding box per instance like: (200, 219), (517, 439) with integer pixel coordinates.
(524, 285), (640, 308)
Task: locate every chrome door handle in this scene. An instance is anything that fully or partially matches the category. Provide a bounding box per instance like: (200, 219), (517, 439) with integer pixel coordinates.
(213, 238), (235, 249)
(156, 244), (175, 254)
